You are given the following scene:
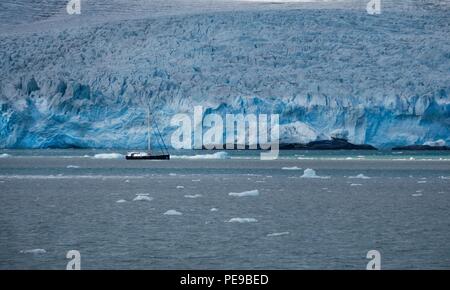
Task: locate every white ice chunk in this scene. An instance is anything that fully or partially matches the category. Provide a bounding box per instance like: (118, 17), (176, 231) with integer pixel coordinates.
(93, 153), (124, 159)
(184, 194), (202, 198)
(164, 209), (182, 215)
(229, 189), (259, 197)
(349, 174), (371, 179)
(301, 168), (329, 179)
(0, 153), (11, 158)
(20, 249), (46, 254)
(66, 165), (80, 169)
(133, 194), (153, 202)
(267, 232), (290, 237)
(282, 166), (302, 170)
(228, 218), (258, 223)
(173, 152), (229, 160)
(210, 208), (218, 212)
(116, 199), (127, 203)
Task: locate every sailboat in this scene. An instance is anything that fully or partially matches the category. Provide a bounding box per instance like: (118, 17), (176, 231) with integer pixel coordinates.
(126, 109), (170, 160)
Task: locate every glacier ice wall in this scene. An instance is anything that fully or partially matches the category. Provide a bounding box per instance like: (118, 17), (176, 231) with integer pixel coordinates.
(0, 1), (449, 149)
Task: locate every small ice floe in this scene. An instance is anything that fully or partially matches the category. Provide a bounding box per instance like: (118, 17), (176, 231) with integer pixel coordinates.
(210, 208), (218, 212)
(133, 194), (153, 202)
(176, 185), (185, 189)
(93, 153), (124, 159)
(255, 180), (265, 183)
(301, 168), (329, 179)
(169, 173), (177, 176)
(267, 232), (290, 237)
(412, 193), (423, 197)
(173, 152), (230, 160)
(192, 179), (201, 182)
(164, 209), (182, 216)
(0, 153), (11, 158)
(350, 183), (363, 186)
(20, 249), (46, 254)
(282, 166), (302, 171)
(66, 165), (80, 169)
(184, 194), (202, 199)
(125, 179), (130, 183)
(349, 174), (371, 179)
(229, 189), (259, 197)
(439, 176), (450, 180)
(116, 199), (127, 203)
(227, 218), (258, 223)
(417, 181), (427, 184)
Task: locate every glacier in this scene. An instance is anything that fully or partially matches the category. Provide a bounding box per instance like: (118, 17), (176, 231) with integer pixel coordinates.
(0, 0), (449, 149)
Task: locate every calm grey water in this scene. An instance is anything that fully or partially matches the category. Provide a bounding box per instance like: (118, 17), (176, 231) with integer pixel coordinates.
(0, 150), (449, 269)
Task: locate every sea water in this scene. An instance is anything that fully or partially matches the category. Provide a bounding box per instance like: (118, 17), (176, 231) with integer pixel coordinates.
(0, 149), (449, 269)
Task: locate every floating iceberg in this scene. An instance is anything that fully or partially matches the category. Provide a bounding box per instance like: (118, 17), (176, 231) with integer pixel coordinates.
(93, 153), (124, 159)
(20, 249), (46, 254)
(133, 194), (153, 202)
(267, 232), (290, 237)
(229, 189), (259, 197)
(173, 152), (229, 160)
(164, 209), (183, 216)
(349, 174), (371, 179)
(176, 185), (185, 189)
(116, 199), (127, 203)
(0, 153), (10, 158)
(350, 183), (362, 186)
(210, 208), (218, 212)
(184, 194), (202, 198)
(301, 169), (329, 179)
(228, 218), (258, 223)
(66, 165), (80, 169)
(282, 166), (302, 171)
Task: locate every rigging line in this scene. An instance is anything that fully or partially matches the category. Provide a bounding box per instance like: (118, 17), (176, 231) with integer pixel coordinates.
(152, 116), (169, 155)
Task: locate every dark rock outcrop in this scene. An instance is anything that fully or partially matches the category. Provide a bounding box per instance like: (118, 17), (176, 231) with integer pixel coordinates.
(280, 138), (377, 150)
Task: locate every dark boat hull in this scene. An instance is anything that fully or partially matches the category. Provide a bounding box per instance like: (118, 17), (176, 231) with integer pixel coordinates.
(126, 155), (170, 160)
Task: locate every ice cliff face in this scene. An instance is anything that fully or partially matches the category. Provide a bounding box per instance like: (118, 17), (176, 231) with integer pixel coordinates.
(0, 0), (449, 149)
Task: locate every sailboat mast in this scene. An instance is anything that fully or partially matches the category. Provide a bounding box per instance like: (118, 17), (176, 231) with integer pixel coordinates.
(147, 108), (151, 153)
